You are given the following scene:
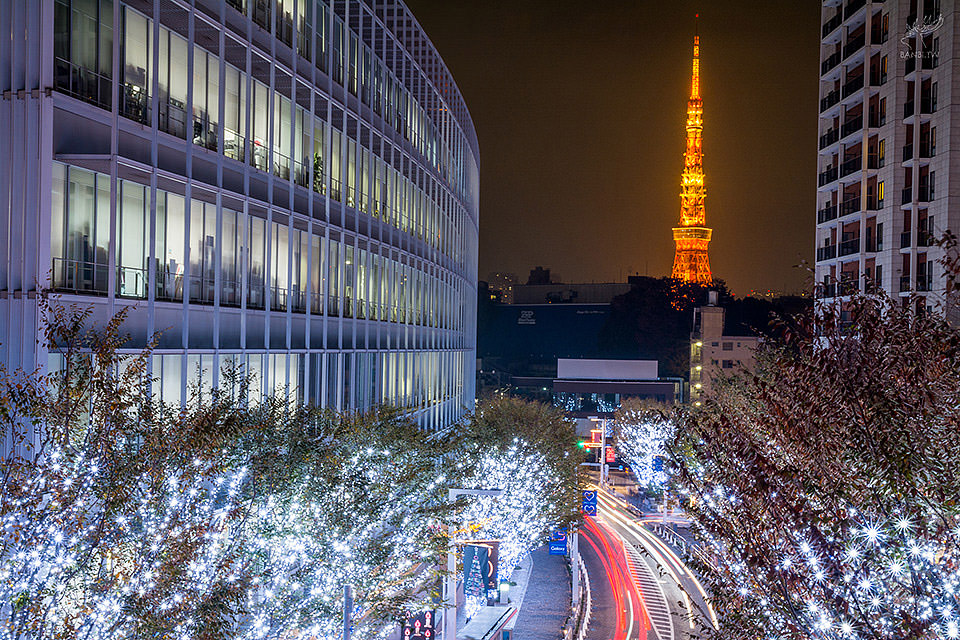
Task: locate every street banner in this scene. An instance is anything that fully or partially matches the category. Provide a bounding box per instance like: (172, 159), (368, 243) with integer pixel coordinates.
(605, 445), (616, 463)
(401, 610), (436, 639)
(581, 490), (598, 516)
(549, 527), (567, 555)
(462, 541), (500, 605)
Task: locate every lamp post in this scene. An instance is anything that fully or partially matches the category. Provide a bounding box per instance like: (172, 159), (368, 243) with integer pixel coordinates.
(444, 488), (504, 640)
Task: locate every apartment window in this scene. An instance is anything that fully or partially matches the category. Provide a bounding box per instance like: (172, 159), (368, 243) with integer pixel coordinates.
(53, 0), (114, 109)
(221, 207), (242, 307)
(191, 46), (220, 151)
(877, 222), (884, 251)
(247, 216), (267, 309)
(117, 181), (147, 298)
(224, 64), (247, 161)
(875, 264), (883, 287)
(270, 221), (290, 311)
(155, 192), (186, 302)
(877, 180), (884, 208)
(722, 360), (734, 369)
(50, 164), (110, 294)
(189, 201), (217, 304)
(722, 342), (733, 351)
(121, 7), (151, 124)
(158, 29), (189, 139)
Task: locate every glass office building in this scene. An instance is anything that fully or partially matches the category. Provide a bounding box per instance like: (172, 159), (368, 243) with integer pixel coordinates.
(0, 0), (480, 438)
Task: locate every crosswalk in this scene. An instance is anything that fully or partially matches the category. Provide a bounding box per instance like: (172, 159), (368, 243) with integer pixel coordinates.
(623, 542), (674, 640)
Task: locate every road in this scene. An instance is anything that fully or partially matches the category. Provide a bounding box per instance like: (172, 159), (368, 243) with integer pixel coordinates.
(579, 485), (718, 640)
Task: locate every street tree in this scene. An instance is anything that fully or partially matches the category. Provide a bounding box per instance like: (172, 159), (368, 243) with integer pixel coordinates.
(669, 293), (960, 640)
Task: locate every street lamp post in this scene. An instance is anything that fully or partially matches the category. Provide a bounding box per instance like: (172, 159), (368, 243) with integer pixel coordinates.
(444, 488), (504, 640)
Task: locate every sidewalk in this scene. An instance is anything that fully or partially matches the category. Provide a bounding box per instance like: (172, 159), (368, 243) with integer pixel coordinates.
(511, 545), (571, 640)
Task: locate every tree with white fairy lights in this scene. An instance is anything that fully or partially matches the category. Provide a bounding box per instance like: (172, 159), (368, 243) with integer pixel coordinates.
(612, 399), (675, 489)
(0, 301), (584, 639)
(668, 282), (960, 640)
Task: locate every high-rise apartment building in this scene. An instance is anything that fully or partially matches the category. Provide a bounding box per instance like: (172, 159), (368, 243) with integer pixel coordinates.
(0, 0), (480, 441)
(816, 0), (953, 314)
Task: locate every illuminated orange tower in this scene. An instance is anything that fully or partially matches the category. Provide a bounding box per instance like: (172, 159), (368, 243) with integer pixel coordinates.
(671, 26), (713, 284)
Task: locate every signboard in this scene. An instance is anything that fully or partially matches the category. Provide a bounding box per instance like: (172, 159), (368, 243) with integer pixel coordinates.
(605, 445), (616, 463)
(653, 455), (665, 473)
(462, 541), (500, 605)
(581, 490), (597, 517)
(549, 527), (567, 555)
(402, 610), (436, 640)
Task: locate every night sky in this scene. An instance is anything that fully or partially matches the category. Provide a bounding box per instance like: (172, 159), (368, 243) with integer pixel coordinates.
(404, 1), (821, 296)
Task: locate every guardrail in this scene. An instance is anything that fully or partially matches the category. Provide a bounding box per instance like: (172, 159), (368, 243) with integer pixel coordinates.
(651, 523), (718, 574)
(564, 551), (591, 640)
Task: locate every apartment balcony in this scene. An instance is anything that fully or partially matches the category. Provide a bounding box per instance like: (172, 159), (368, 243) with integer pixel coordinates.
(841, 114), (863, 138)
(901, 230), (912, 248)
(841, 195), (861, 215)
(904, 100), (915, 118)
(844, 0), (866, 19)
(840, 156), (862, 178)
(822, 52), (843, 76)
(817, 244), (838, 261)
(902, 187), (912, 205)
(818, 203), (838, 223)
(868, 111), (886, 128)
(918, 230), (935, 247)
(843, 32), (866, 59)
(900, 275), (912, 293)
(838, 279), (859, 296)
(839, 237), (860, 257)
(870, 26), (889, 44)
(919, 185), (933, 202)
(822, 13), (843, 37)
(869, 71), (887, 86)
(818, 283), (837, 299)
(921, 95), (937, 114)
(842, 74), (865, 98)
(867, 153), (883, 169)
(865, 236), (882, 252)
(917, 271), (933, 292)
(820, 128), (840, 149)
(821, 89), (841, 112)
(919, 142), (935, 158)
(819, 166), (839, 186)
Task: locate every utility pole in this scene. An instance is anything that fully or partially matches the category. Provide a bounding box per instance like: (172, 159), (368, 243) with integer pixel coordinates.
(342, 584), (353, 640)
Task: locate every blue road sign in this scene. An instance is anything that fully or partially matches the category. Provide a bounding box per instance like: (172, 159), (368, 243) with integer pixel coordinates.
(549, 540), (567, 555)
(582, 490), (598, 516)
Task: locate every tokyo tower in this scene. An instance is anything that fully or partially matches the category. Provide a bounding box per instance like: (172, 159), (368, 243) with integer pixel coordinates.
(671, 28), (713, 285)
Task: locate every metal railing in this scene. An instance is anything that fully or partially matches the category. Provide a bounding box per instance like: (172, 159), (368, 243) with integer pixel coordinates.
(840, 156), (862, 177)
(840, 114), (863, 138)
(818, 167), (838, 186)
(822, 13), (842, 38)
(817, 245), (837, 261)
(51, 258), (109, 295)
(822, 52), (842, 76)
(843, 32), (865, 59)
(818, 204), (838, 224)
(842, 74), (864, 98)
(820, 89), (840, 112)
(841, 196), (861, 216)
(839, 237), (860, 257)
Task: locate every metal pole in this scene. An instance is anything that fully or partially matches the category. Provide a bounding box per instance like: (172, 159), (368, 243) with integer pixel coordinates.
(343, 584), (353, 640)
(600, 419), (607, 485)
(571, 526), (580, 609)
(445, 489), (456, 640)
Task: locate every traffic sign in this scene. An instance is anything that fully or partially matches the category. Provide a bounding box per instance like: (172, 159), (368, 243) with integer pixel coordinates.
(549, 528), (567, 555)
(582, 490), (598, 516)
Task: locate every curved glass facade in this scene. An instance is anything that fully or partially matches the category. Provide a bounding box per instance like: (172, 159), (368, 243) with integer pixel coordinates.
(0, 0), (480, 431)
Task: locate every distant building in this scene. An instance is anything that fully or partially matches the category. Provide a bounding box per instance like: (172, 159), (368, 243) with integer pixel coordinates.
(690, 292), (759, 404)
(512, 282), (631, 305)
(487, 272), (517, 304)
(527, 266), (554, 285)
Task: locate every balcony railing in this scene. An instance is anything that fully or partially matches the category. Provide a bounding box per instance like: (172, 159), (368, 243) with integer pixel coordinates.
(820, 128), (840, 149)
(818, 203), (838, 223)
(843, 32), (866, 59)
(844, 0), (866, 19)
(840, 156), (862, 177)
(842, 74), (865, 98)
(819, 167), (839, 186)
(869, 71), (887, 86)
(902, 187), (913, 205)
(821, 89), (841, 112)
(51, 258), (109, 295)
(839, 237), (860, 257)
(817, 245), (837, 261)
(822, 13), (843, 38)
(822, 52), (842, 76)
(841, 196), (861, 215)
(841, 114), (863, 138)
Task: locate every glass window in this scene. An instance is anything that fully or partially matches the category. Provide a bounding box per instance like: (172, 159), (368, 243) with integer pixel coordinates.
(327, 239), (339, 315)
(159, 29), (189, 138)
(121, 7), (151, 124)
(189, 200), (216, 304)
(155, 191), (186, 301)
(310, 234), (324, 313)
(117, 180), (147, 298)
(248, 216), (266, 309)
(224, 64), (246, 161)
(271, 221), (289, 310)
(221, 207), (241, 307)
(251, 79), (270, 171)
(274, 93), (292, 179)
(330, 129), (342, 201)
(50, 163), (66, 267)
(312, 115), (325, 194)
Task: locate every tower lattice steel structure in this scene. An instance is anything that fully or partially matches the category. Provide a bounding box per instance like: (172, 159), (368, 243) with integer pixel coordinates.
(671, 31), (713, 284)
